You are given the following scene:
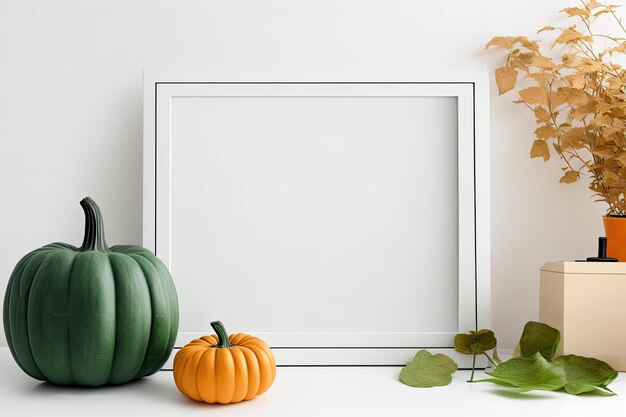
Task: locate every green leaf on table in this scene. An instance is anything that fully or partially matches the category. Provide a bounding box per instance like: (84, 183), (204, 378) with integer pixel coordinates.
(478, 352), (566, 391)
(454, 329), (497, 354)
(518, 321), (561, 360)
(399, 350), (458, 388)
(551, 355), (618, 395)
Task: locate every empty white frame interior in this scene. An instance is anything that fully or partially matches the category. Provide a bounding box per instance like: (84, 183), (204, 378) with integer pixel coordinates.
(144, 80), (489, 366)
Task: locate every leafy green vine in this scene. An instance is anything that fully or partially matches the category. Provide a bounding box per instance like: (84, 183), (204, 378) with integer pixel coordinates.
(399, 321), (618, 396)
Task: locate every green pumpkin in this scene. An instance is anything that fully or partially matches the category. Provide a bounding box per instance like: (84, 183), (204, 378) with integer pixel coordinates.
(3, 197), (179, 386)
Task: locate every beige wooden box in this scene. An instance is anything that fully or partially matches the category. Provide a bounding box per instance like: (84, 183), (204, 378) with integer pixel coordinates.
(540, 261), (626, 371)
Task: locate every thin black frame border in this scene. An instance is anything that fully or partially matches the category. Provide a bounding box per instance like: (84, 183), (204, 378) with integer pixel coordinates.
(153, 81), (479, 366)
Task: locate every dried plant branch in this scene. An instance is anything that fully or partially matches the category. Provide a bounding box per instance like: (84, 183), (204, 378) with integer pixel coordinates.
(487, 1), (626, 215)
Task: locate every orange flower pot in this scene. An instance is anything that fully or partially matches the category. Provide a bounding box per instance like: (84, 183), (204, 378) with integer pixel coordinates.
(603, 216), (626, 261)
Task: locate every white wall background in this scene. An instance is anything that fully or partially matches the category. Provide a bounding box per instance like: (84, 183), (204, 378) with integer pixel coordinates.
(0, 0), (617, 348)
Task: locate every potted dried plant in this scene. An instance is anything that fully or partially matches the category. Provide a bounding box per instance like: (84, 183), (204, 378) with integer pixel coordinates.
(487, 1), (626, 259)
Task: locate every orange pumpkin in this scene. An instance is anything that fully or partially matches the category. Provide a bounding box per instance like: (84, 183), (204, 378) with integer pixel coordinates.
(173, 321), (276, 404)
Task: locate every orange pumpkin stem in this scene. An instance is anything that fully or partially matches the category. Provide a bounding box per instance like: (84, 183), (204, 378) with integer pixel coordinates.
(211, 321), (232, 348)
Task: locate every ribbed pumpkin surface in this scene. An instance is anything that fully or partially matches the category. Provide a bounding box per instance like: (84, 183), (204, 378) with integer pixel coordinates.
(174, 322), (276, 404)
(2, 197), (179, 386)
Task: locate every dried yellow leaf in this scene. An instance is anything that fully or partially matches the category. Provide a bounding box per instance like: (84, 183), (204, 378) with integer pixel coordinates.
(592, 114), (614, 127)
(486, 36), (514, 49)
(535, 106), (551, 122)
(604, 125), (622, 137)
(526, 72), (553, 85)
(530, 55), (554, 69)
(572, 102), (597, 120)
(561, 127), (586, 148)
(549, 90), (569, 109)
(524, 70), (554, 88)
(520, 87), (549, 105)
(495, 67), (517, 95)
(592, 147), (617, 157)
(561, 7), (590, 18)
(604, 170), (621, 182)
(566, 90), (591, 106)
(587, 0), (603, 9)
(530, 139), (550, 161)
(607, 76), (623, 90)
(609, 42), (626, 54)
(553, 29), (592, 47)
(535, 125), (559, 139)
(510, 56), (529, 71)
(514, 36), (540, 53)
(615, 153), (626, 166)
(518, 52), (535, 64)
(613, 118), (625, 130)
(561, 53), (581, 67)
(562, 72), (586, 89)
(538, 26), (556, 34)
(577, 59), (604, 72)
(485, 36), (540, 52)
(608, 132), (625, 147)
(560, 171), (579, 183)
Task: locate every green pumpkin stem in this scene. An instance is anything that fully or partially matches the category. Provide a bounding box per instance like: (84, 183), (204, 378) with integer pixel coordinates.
(78, 197), (111, 253)
(211, 321), (232, 348)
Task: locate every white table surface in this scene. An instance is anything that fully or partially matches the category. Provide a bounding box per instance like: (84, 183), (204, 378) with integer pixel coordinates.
(1, 347), (625, 416)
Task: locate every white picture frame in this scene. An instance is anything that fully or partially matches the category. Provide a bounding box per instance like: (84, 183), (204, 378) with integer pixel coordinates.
(143, 71), (490, 367)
